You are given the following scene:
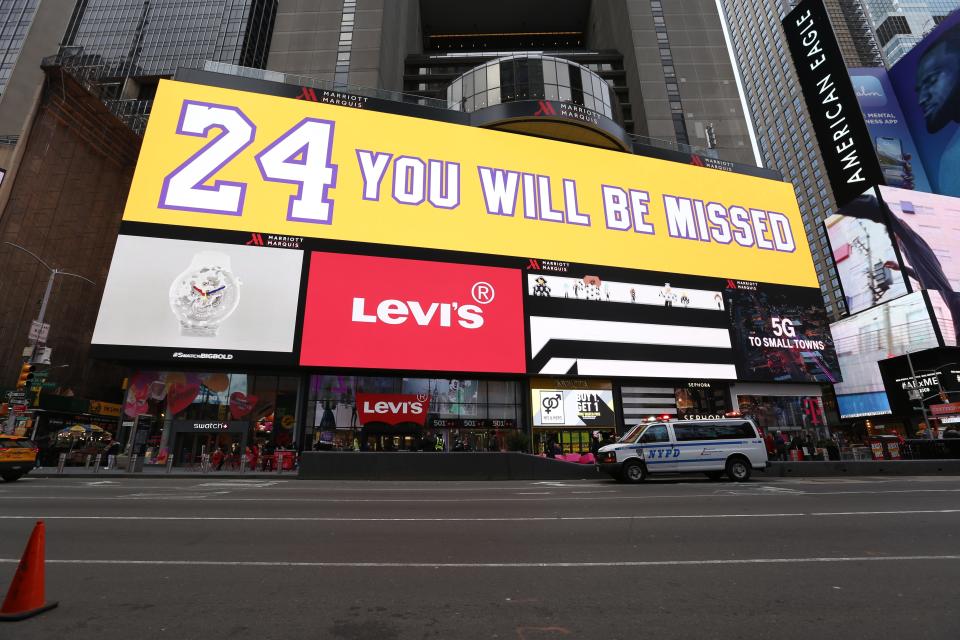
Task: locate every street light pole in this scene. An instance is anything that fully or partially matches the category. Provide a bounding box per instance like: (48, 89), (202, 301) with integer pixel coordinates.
(905, 350), (935, 438)
(3, 241), (96, 364)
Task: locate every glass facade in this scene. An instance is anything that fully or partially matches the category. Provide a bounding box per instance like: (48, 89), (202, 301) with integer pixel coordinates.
(0, 0), (38, 96)
(63, 0), (276, 79)
(860, 0), (960, 65)
(120, 370), (300, 468)
(445, 54), (619, 122)
(306, 375), (524, 453)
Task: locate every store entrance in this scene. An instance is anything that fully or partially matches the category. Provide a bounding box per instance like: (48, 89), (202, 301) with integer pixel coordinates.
(173, 432), (244, 467)
(361, 425), (423, 451)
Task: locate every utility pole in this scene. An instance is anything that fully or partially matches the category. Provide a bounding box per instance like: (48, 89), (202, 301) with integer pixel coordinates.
(4, 242), (96, 364)
(905, 351), (934, 438)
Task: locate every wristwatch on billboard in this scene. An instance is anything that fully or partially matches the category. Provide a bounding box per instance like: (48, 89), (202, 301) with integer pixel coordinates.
(169, 251), (240, 337)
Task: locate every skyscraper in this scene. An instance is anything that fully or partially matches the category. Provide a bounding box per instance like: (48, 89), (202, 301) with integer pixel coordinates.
(58, 0), (277, 131)
(860, 0), (960, 65)
(0, 0), (39, 96)
(720, 0), (848, 319)
(267, 0), (758, 165)
(824, 0), (884, 66)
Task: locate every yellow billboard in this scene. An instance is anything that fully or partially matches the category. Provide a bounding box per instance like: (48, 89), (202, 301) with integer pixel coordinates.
(123, 80), (818, 287)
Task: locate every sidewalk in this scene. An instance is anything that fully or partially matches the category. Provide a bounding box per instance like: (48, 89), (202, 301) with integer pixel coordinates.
(19, 458), (960, 479)
(26, 465), (298, 479)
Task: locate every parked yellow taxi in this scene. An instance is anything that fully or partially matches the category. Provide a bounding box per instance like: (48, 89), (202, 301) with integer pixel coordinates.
(0, 435), (38, 481)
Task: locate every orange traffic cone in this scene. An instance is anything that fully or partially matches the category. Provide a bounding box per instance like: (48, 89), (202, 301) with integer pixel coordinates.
(0, 520), (58, 621)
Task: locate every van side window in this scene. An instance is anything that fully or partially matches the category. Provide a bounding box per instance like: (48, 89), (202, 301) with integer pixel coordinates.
(673, 423), (715, 441)
(674, 422), (755, 441)
(640, 425), (669, 443)
(713, 421), (757, 439)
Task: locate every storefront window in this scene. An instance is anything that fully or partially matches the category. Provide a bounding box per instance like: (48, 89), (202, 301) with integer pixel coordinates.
(122, 371), (301, 467)
(530, 378), (618, 455)
(737, 395), (829, 440)
(307, 376), (523, 453)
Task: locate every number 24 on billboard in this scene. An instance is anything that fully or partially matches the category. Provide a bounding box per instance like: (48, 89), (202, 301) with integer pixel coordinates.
(158, 101), (338, 224)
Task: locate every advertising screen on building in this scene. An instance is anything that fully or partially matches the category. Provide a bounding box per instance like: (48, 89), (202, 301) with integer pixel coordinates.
(888, 11), (960, 198)
(301, 252), (526, 373)
(91, 234), (304, 365)
(121, 80), (816, 286)
(878, 346), (960, 417)
(849, 67), (931, 192)
(877, 186), (960, 346)
(782, 0), (884, 207)
(831, 291), (941, 418)
(91, 78), (838, 382)
(530, 379), (616, 428)
(825, 188), (910, 315)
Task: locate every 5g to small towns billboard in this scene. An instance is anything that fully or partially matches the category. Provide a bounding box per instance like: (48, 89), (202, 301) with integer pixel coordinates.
(92, 78), (839, 382)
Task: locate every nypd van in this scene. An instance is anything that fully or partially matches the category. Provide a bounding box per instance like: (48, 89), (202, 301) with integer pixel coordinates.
(596, 418), (767, 483)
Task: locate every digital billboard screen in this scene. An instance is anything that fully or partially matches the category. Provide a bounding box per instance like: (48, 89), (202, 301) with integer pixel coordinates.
(824, 188), (910, 315)
(849, 67), (931, 192)
(831, 291), (941, 417)
(877, 185), (960, 346)
(91, 233), (304, 365)
(888, 11), (960, 198)
(782, 0), (884, 206)
(91, 79), (837, 382)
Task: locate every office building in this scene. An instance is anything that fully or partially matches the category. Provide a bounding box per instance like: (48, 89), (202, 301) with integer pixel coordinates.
(860, 0), (960, 65)
(57, 0), (277, 131)
(823, 0), (884, 66)
(267, 0), (758, 164)
(720, 0), (852, 319)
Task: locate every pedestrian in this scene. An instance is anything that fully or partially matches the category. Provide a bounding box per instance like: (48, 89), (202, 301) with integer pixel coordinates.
(590, 431), (601, 457)
(774, 431), (786, 461)
(546, 438), (558, 458)
(763, 431), (776, 458)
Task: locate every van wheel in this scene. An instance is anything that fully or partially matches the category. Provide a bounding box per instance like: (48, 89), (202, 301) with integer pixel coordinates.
(1, 472), (22, 482)
(704, 471), (723, 481)
(726, 456), (751, 482)
(622, 460), (646, 484)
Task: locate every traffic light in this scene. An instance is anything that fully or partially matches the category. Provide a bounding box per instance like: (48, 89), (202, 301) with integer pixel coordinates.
(16, 363), (35, 389)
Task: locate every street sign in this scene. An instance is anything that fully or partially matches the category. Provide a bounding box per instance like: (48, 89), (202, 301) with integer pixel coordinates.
(28, 320), (50, 343)
(21, 346), (53, 364)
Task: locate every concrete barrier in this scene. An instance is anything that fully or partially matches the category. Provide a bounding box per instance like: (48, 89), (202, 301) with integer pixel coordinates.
(298, 452), (602, 481)
(766, 460), (960, 476)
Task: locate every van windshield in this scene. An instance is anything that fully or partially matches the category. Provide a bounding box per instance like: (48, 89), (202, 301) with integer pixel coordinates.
(618, 425), (649, 444)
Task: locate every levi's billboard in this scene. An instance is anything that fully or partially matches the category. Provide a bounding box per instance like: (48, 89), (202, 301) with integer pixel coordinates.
(121, 79), (818, 288)
(300, 253), (526, 372)
(356, 393), (431, 426)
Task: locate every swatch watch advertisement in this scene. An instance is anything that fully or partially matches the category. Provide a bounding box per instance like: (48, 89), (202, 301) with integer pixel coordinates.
(91, 234), (303, 364)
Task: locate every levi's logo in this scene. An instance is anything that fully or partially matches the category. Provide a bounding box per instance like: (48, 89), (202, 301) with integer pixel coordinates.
(350, 282), (493, 330)
(300, 253), (525, 373)
(362, 400), (425, 415)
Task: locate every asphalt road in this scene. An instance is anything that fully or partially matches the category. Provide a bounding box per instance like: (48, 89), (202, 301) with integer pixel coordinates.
(1, 475), (959, 639)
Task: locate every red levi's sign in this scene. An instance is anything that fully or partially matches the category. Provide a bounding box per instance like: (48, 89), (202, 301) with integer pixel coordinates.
(300, 252), (525, 372)
(356, 393), (431, 426)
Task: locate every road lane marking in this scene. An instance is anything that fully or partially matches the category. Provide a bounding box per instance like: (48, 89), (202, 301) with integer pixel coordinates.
(1, 510), (958, 522)
(1, 555), (958, 568)
(2, 488), (960, 502)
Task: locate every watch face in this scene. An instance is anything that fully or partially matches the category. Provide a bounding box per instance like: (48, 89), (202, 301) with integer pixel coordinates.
(169, 262), (240, 336)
